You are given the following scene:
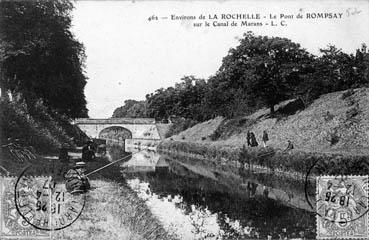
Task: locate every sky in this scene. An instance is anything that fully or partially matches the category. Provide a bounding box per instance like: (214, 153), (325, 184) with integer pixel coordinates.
(71, 0), (369, 118)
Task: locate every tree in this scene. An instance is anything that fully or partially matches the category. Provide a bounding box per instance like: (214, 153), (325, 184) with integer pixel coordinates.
(144, 76), (207, 121)
(296, 44), (369, 104)
(0, 0), (88, 118)
(112, 99), (147, 118)
(215, 32), (313, 114)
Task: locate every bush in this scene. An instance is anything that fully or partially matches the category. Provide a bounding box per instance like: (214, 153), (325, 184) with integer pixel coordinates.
(323, 111), (334, 121)
(209, 117), (257, 141)
(341, 89), (355, 100)
(346, 106), (360, 119)
(0, 97), (79, 154)
(164, 118), (198, 138)
(209, 129), (221, 141)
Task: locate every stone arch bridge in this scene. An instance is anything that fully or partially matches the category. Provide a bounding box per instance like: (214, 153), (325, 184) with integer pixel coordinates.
(73, 118), (167, 141)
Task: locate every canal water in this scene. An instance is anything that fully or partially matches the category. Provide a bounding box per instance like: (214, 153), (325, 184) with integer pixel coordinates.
(110, 147), (316, 239)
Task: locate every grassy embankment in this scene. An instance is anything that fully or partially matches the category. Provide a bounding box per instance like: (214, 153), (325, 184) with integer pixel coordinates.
(160, 88), (369, 177)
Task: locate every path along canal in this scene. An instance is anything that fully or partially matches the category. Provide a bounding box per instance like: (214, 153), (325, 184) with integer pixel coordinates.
(108, 146), (317, 240)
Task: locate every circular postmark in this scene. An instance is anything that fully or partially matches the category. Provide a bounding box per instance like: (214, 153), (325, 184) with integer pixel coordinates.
(14, 166), (86, 231)
(304, 159), (369, 225)
(316, 175), (368, 224)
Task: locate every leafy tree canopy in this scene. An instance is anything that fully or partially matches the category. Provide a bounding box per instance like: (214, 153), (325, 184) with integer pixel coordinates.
(112, 99), (147, 118)
(212, 32), (313, 114)
(0, 0), (88, 118)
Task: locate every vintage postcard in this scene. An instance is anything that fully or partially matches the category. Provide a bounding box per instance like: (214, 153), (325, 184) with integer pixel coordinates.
(1, 0), (369, 239)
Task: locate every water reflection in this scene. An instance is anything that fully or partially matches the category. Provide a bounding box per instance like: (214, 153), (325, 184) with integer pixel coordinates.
(117, 150), (315, 239)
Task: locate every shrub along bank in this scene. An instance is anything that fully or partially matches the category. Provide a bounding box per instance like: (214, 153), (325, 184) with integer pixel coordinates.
(158, 140), (369, 177)
(0, 98), (85, 155)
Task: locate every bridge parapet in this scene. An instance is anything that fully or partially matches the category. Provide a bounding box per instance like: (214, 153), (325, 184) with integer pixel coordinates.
(74, 118), (156, 124)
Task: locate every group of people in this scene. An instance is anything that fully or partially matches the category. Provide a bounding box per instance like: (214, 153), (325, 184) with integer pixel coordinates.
(246, 130), (269, 148)
(59, 139), (97, 163)
(246, 130), (294, 151)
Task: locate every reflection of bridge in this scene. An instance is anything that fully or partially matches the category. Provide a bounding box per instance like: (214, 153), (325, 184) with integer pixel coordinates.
(73, 118), (164, 140)
(121, 151), (168, 172)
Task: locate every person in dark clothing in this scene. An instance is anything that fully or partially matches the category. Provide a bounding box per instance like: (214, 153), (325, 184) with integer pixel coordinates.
(250, 182), (258, 196)
(82, 140), (96, 162)
(250, 132), (258, 147)
(65, 161), (90, 194)
(97, 144), (107, 156)
(246, 131), (252, 147)
(262, 130), (269, 147)
(59, 143), (70, 163)
(283, 140), (294, 152)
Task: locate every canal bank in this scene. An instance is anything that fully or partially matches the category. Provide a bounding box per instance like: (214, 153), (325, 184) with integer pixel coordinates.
(158, 140), (369, 179)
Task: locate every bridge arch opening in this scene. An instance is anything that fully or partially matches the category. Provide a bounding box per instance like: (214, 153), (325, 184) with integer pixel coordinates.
(98, 126), (132, 147)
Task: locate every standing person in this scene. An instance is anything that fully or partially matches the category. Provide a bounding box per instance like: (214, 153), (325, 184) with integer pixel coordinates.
(250, 132), (258, 147)
(246, 131), (252, 147)
(65, 161), (90, 194)
(59, 143), (70, 163)
(82, 139), (95, 162)
(58, 143), (70, 177)
(262, 130), (269, 147)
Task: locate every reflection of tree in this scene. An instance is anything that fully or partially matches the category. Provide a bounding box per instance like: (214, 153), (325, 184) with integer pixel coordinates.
(128, 160), (315, 239)
(188, 208), (216, 240)
(169, 152), (312, 204)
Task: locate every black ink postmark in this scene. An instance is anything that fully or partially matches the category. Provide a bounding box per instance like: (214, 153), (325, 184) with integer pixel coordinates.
(14, 167), (86, 232)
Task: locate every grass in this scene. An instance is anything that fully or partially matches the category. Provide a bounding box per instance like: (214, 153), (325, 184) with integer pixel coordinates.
(170, 117), (224, 142)
(53, 180), (176, 240)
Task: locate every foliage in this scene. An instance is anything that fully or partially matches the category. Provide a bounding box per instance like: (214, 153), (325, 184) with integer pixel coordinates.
(164, 118), (198, 138)
(209, 117), (257, 141)
(0, 98), (70, 153)
(146, 76), (208, 121)
(0, 0), (88, 118)
(112, 99), (147, 118)
(209, 32), (313, 115)
(297, 45), (369, 104)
